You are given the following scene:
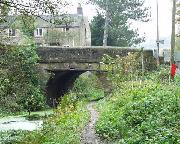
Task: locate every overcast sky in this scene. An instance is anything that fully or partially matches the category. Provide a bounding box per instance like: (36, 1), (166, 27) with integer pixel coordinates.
(69, 0), (172, 49)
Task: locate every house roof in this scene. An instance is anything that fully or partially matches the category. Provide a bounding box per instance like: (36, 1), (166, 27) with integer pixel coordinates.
(35, 14), (83, 28)
(0, 16), (17, 28)
(0, 14), (83, 29)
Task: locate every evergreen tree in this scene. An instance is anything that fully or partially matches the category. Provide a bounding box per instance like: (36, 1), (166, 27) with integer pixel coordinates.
(91, 13), (105, 46)
(90, 0), (149, 46)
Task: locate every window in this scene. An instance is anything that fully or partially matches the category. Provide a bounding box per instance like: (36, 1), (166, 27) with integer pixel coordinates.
(36, 28), (43, 37)
(63, 27), (70, 32)
(66, 27), (69, 31)
(8, 29), (16, 37)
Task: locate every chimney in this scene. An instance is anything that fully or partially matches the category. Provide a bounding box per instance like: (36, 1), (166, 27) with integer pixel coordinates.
(77, 3), (83, 16)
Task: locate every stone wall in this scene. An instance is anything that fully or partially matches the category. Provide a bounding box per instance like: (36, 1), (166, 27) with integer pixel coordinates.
(37, 46), (148, 63)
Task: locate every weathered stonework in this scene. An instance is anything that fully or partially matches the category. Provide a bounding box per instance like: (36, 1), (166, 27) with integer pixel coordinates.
(37, 46), (155, 107)
(37, 46), (154, 71)
(38, 46), (140, 63)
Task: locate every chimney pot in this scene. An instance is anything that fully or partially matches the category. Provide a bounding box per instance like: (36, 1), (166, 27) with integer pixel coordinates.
(77, 3), (83, 15)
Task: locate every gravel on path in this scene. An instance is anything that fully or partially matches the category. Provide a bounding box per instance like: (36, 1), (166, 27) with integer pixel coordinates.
(81, 102), (102, 144)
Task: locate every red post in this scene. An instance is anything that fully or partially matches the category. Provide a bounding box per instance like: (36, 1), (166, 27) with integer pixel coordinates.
(171, 64), (177, 79)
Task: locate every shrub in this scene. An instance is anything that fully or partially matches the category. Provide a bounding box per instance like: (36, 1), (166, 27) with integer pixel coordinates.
(145, 65), (170, 83)
(20, 94), (89, 144)
(26, 114), (41, 121)
(96, 55), (179, 143)
(72, 72), (104, 101)
(0, 130), (28, 144)
(0, 45), (45, 113)
(96, 80), (180, 143)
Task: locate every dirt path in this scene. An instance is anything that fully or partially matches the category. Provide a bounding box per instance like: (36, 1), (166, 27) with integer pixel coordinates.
(81, 102), (101, 144)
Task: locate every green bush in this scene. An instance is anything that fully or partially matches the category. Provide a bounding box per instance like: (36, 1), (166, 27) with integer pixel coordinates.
(0, 130), (27, 144)
(72, 73), (104, 101)
(0, 45), (45, 113)
(25, 114), (41, 121)
(96, 81), (180, 143)
(174, 75), (180, 84)
(145, 65), (170, 83)
(19, 94), (89, 144)
(96, 56), (179, 143)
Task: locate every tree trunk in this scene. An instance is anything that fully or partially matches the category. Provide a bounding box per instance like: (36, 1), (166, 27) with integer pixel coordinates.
(103, 0), (109, 47)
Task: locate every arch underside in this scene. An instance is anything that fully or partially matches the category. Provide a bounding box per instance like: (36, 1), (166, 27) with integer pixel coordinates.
(46, 70), (85, 107)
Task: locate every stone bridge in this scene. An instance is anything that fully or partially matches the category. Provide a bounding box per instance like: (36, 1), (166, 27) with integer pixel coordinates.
(37, 46), (154, 107)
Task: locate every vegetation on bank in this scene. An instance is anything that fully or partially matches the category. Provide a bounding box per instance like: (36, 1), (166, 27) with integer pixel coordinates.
(0, 45), (46, 116)
(96, 79), (180, 143)
(0, 73), (104, 144)
(17, 101), (89, 144)
(95, 54), (180, 143)
(0, 49), (179, 144)
(1, 0), (179, 143)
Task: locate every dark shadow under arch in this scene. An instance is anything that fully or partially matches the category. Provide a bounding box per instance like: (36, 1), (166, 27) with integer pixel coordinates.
(46, 70), (85, 107)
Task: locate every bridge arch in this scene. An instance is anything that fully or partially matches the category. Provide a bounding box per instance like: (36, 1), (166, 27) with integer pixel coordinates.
(37, 47), (154, 107)
(46, 70), (95, 107)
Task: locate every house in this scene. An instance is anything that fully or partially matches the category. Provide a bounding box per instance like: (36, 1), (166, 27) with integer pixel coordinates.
(0, 4), (91, 47)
